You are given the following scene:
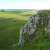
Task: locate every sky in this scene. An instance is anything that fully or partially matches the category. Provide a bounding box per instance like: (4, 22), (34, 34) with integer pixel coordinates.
(0, 0), (50, 10)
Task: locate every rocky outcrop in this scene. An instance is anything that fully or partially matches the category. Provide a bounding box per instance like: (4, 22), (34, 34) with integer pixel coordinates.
(18, 11), (50, 47)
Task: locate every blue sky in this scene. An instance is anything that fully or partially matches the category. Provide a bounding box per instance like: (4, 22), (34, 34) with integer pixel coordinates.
(0, 0), (50, 10)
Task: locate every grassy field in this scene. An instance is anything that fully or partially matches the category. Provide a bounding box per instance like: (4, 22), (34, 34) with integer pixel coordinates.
(0, 10), (50, 50)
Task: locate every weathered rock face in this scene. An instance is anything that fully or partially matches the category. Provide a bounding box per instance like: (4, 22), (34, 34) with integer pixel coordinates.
(47, 18), (50, 32)
(18, 11), (50, 47)
(18, 15), (40, 47)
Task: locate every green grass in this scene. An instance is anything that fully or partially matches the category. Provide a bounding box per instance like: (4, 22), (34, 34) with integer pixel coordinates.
(0, 11), (50, 50)
(0, 12), (27, 49)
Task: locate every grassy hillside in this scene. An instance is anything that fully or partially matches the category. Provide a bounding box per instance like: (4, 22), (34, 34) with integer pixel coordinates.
(0, 10), (50, 50)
